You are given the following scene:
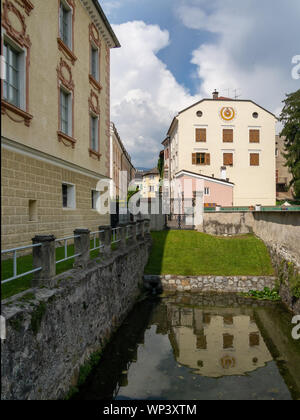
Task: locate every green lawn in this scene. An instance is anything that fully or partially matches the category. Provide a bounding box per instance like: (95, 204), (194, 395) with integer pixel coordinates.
(145, 231), (274, 276)
(1, 240), (105, 300)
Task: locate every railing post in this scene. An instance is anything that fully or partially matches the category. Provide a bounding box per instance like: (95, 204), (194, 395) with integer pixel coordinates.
(129, 221), (137, 244)
(139, 219), (145, 240)
(118, 223), (127, 252)
(99, 226), (112, 259)
(74, 229), (90, 268)
(32, 235), (56, 288)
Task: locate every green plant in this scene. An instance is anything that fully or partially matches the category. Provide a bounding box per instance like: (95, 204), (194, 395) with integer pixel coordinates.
(30, 302), (47, 335)
(241, 287), (281, 301)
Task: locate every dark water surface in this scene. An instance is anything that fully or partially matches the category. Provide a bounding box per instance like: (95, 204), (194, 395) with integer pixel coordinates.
(73, 293), (300, 400)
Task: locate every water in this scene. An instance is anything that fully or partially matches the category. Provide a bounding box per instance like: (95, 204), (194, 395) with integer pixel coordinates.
(74, 293), (300, 400)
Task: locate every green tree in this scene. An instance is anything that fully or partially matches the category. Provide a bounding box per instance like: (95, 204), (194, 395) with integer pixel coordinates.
(157, 155), (164, 179)
(279, 89), (300, 198)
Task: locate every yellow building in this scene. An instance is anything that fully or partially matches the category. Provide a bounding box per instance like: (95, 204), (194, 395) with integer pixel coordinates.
(142, 167), (160, 199)
(110, 122), (136, 200)
(1, 0), (120, 249)
(163, 90), (277, 206)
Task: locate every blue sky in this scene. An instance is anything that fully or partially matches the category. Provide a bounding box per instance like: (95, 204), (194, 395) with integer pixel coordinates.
(99, 0), (300, 168)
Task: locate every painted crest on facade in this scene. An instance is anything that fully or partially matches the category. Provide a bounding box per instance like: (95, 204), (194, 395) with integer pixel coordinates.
(220, 107), (236, 122)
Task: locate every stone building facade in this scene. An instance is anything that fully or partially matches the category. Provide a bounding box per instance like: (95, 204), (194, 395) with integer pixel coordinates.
(1, 0), (120, 249)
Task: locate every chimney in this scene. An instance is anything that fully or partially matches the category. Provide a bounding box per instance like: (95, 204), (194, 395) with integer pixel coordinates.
(212, 89), (219, 100)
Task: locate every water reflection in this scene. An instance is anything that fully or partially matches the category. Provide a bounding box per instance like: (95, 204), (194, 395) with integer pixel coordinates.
(74, 294), (300, 401)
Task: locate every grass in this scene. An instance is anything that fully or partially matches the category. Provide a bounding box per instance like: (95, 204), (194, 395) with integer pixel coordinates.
(1, 239), (104, 300)
(145, 230), (274, 276)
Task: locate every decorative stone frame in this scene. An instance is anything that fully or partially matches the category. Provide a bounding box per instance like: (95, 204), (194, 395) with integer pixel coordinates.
(88, 90), (101, 160)
(57, 0), (77, 65)
(88, 23), (102, 92)
(57, 58), (76, 148)
(1, 0), (33, 126)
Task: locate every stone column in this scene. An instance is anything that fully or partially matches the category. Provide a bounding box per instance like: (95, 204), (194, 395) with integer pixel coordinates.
(99, 226), (112, 259)
(194, 191), (204, 231)
(32, 235), (56, 288)
(129, 221), (137, 245)
(118, 223), (127, 252)
(74, 229), (90, 268)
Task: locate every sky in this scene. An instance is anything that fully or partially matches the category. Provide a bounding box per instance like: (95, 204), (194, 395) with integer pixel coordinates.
(99, 0), (300, 168)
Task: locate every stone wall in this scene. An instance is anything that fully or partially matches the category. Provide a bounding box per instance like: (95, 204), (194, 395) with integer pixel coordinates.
(1, 236), (152, 400)
(202, 211), (300, 265)
(144, 274), (276, 293)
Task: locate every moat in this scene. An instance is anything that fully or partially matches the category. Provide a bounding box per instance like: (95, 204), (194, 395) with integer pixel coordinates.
(73, 293), (300, 401)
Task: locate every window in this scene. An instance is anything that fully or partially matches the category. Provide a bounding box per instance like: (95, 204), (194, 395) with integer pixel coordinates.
(249, 332), (260, 347)
(204, 187), (210, 196)
(29, 200), (37, 221)
(223, 334), (234, 349)
(192, 153), (210, 165)
(149, 186), (155, 192)
(223, 129), (233, 143)
(275, 148), (278, 157)
(91, 190), (100, 210)
(196, 110), (203, 117)
(60, 1), (72, 48)
(90, 115), (99, 152)
(62, 183), (75, 209)
(195, 128), (206, 142)
(252, 112), (258, 119)
(223, 153), (233, 166)
(250, 153), (260, 166)
(249, 129), (260, 143)
(60, 88), (71, 135)
(3, 41), (21, 107)
(91, 46), (99, 81)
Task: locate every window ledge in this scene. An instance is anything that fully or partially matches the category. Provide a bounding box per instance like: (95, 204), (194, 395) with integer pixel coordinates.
(1, 100), (33, 126)
(89, 74), (103, 92)
(89, 148), (102, 160)
(57, 131), (76, 148)
(57, 38), (77, 64)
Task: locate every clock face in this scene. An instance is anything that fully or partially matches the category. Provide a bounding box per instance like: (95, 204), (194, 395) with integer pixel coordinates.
(220, 107), (236, 122)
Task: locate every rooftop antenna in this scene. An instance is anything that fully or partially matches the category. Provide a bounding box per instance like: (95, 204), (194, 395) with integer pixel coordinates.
(224, 88), (231, 97)
(233, 88), (241, 99)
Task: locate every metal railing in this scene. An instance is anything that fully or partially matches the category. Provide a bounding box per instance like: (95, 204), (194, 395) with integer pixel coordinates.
(111, 227), (122, 244)
(90, 230), (105, 252)
(1, 243), (42, 284)
(55, 235), (81, 265)
(204, 205), (300, 213)
(2, 221), (150, 287)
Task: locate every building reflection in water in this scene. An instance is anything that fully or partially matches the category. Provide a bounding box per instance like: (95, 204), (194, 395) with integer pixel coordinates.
(166, 305), (272, 378)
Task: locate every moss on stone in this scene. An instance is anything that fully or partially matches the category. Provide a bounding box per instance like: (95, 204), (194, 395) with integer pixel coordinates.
(30, 302), (46, 335)
(10, 315), (24, 332)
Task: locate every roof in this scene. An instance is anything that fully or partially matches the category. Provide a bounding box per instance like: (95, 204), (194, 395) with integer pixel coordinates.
(143, 167), (160, 177)
(165, 97), (278, 138)
(91, 0), (121, 48)
(175, 169), (234, 186)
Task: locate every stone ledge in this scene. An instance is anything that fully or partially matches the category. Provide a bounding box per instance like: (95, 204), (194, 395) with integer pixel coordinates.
(144, 274), (276, 293)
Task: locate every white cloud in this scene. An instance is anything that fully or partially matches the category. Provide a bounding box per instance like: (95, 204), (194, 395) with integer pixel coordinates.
(177, 0), (300, 121)
(110, 21), (198, 168)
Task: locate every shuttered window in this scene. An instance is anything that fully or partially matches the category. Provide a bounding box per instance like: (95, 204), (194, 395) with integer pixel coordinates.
(249, 129), (260, 143)
(223, 153), (233, 166)
(195, 128), (206, 142)
(250, 153), (259, 166)
(223, 129), (233, 143)
(192, 153), (210, 165)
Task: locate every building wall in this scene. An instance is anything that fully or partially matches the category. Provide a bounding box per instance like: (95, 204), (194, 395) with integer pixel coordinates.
(166, 100), (276, 206)
(1, 0), (118, 248)
(142, 173), (160, 198)
(1, 147), (109, 249)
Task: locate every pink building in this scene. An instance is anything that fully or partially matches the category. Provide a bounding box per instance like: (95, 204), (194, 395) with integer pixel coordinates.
(175, 170), (234, 207)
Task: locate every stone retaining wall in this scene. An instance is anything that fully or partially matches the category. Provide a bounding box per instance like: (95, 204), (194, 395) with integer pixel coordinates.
(1, 236), (152, 400)
(144, 274), (276, 293)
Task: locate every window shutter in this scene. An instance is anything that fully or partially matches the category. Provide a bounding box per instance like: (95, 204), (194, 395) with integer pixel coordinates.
(223, 129), (233, 143)
(223, 153), (233, 166)
(196, 128), (206, 142)
(192, 153), (196, 164)
(205, 153), (210, 165)
(250, 153), (259, 166)
(249, 129), (260, 143)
